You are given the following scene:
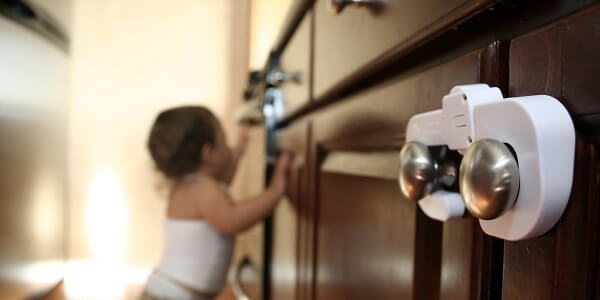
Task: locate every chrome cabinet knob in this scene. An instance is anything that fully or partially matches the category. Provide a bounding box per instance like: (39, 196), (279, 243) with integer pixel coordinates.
(399, 142), (459, 202)
(398, 141), (435, 201)
(459, 139), (520, 220)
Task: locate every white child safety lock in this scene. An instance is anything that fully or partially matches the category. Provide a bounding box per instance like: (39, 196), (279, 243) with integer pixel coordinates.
(398, 84), (575, 241)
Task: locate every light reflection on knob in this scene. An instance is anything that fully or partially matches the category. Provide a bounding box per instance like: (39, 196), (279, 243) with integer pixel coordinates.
(459, 139), (520, 220)
(398, 141), (435, 201)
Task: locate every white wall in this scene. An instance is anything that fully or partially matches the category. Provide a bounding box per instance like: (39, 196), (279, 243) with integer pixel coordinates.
(67, 1), (234, 297)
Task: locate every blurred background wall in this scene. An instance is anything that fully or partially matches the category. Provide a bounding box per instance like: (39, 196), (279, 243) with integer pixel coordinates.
(67, 1), (237, 297)
(0, 0), (71, 298)
(0, 10), (69, 300)
(0, 0), (293, 298)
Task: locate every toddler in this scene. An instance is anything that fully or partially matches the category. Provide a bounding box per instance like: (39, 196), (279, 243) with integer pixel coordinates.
(141, 106), (290, 299)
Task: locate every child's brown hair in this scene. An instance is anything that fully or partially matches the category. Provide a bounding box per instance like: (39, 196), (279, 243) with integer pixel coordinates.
(147, 106), (217, 179)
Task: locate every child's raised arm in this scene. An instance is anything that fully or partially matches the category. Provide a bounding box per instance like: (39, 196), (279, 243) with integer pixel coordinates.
(196, 152), (291, 236)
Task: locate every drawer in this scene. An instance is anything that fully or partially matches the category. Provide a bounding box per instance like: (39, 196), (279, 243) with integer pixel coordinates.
(280, 10), (312, 118)
(313, 0), (495, 98)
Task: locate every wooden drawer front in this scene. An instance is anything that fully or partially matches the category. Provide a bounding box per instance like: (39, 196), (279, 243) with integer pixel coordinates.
(311, 49), (482, 147)
(281, 11), (312, 118)
(313, 0), (494, 98)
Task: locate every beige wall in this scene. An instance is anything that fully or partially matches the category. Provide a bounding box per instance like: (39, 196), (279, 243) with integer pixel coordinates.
(66, 0), (295, 297)
(249, 0), (295, 70)
(67, 1), (238, 297)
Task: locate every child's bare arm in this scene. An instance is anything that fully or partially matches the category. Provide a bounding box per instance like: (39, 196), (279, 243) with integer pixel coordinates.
(197, 153), (290, 235)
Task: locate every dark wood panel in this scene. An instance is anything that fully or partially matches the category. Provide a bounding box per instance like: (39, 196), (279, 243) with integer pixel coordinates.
(503, 6), (600, 298)
(509, 3), (600, 140)
(302, 43), (502, 300)
(440, 213), (503, 300)
(310, 48), (482, 150)
(314, 172), (441, 300)
(440, 217), (476, 300)
(278, 0), (596, 129)
(502, 140), (599, 300)
(438, 40), (507, 300)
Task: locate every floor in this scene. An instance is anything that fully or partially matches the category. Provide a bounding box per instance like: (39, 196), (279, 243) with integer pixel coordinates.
(42, 282), (238, 300)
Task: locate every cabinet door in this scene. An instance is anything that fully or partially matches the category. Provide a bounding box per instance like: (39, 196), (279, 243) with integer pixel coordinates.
(316, 159), (441, 300)
(275, 121), (312, 300)
(502, 5), (600, 299)
(308, 43), (504, 299)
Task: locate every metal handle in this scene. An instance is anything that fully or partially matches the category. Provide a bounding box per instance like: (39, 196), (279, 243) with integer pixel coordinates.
(231, 257), (254, 300)
(266, 70), (302, 85)
(329, 0), (387, 13)
(459, 139), (520, 220)
(398, 142), (458, 201)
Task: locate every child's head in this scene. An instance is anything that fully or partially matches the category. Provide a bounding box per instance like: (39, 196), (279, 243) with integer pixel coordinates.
(147, 106), (231, 180)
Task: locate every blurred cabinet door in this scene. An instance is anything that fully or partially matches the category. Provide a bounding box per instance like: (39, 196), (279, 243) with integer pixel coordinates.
(274, 121), (311, 300)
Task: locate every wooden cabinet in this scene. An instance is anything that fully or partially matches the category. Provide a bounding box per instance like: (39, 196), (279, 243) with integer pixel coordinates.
(261, 1), (600, 300)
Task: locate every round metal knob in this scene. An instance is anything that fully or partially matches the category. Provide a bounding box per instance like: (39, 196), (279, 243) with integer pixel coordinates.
(398, 141), (435, 201)
(459, 139), (520, 220)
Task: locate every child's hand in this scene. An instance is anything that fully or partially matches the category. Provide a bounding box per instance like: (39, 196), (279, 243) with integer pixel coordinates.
(270, 152), (292, 197)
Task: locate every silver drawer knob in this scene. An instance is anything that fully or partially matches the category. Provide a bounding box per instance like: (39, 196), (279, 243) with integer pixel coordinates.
(398, 141), (435, 201)
(459, 139), (520, 220)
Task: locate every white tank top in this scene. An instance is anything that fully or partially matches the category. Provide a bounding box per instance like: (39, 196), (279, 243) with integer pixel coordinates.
(155, 173), (234, 294)
(156, 218), (234, 294)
